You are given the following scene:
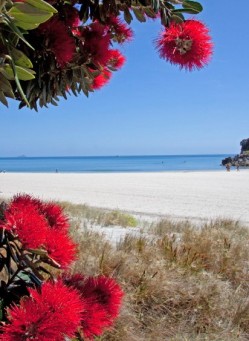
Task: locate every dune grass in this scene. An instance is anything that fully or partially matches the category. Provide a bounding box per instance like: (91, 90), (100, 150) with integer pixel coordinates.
(61, 201), (137, 228)
(61, 202), (249, 340)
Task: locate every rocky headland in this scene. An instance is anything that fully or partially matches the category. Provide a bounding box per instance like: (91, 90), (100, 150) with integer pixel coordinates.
(222, 138), (249, 167)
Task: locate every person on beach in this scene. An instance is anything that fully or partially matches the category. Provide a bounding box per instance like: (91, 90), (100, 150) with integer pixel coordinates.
(225, 163), (231, 172)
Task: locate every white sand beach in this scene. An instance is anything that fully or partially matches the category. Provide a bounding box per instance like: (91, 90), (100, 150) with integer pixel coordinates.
(0, 171), (249, 224)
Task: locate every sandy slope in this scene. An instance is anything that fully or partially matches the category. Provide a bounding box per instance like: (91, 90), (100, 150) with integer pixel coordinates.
(0, 171), (248, 223)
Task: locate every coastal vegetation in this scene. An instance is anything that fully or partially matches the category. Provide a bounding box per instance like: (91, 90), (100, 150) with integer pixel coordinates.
(0, 0), (212, 109)
(64, 202), (249, 340)
(61, 202), (138, 228)
(0, 196), (124, 340)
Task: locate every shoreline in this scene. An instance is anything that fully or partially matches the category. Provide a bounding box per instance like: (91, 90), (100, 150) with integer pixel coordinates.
(1, 171), (249, 224)
(0, 167), (229, 173)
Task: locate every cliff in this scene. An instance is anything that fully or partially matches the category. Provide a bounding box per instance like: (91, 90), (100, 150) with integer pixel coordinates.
(222, 138), (249, 167)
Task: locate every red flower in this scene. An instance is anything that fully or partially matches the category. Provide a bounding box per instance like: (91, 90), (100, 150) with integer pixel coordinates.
(108, 49), (126, 69)
(80, 302), (111, 340)
(0, 199), (48, 249)
(107, 16), (133, 44)
(61, 273), (86, 292)
(82, 22), (111, 66)
(44, 229), (77, 268)
(92, 69), (112, 90)
(40, 202), (69, 232)
(64, 5), (80, 27)
(0, 281), (84, 341)
(156, 20), (213, 70)
(82, 276), (124, 320)
(62, 274), (123, 339)
(10, 194), (69, 232)
(38, 16), (75, 67)
(10, 194), (43, 211)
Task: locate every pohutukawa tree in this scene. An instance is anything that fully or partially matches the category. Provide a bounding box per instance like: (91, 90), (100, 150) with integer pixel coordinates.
(0, 0), (212, 110)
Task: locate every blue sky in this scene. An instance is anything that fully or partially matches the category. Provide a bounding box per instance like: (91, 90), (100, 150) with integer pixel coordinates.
(1, 0), (249, 157)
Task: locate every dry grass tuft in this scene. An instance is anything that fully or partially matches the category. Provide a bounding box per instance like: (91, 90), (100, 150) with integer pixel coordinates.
(64, 202), (249, 340)
(61, 202), (137, 228)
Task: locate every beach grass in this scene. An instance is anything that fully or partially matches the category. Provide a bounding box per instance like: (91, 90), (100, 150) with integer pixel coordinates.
(61, 201), (137, 227)
(62, 202), (249, 340)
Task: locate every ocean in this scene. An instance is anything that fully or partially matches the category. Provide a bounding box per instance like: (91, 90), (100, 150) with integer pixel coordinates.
(0, 155), (230, 173)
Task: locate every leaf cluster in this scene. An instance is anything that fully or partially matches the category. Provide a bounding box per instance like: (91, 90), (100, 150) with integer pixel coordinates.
(0, 0), (57, 107)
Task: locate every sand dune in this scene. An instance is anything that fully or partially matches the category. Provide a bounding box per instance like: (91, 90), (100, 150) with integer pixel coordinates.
(1, 171), (248, 223)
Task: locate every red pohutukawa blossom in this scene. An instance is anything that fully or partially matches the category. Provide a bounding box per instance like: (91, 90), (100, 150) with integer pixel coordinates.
(108, 49), (126, 69)
(82, 275), (124, 319)
(0, 201), (48, 249)
(0, 194), (75, 266)
(44, 229), (77, 268)
(40, 202), (70, 232)
(82, 22), (111, 66)
(62, 274), (124, 339)
(107, 16), (133, 44)
(61, 273), (86, 292)
(63, 4), (81, 27)
(80, 302), (111, 340)
(10, 193), (43, 211)
(0, 281), (84, 341)
(156, 20), (213, 70)
(92, 69), (112, 90)
(38, 16), (75, 67)
(11, 194), (69, 232)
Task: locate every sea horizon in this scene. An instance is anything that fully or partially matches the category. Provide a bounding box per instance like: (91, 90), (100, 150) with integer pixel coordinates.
(0, 153), (235, 159)
(0, 154), (234, 173)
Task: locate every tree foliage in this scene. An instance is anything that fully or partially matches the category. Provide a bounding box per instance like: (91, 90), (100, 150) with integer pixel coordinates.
(0, 0), (209, 110)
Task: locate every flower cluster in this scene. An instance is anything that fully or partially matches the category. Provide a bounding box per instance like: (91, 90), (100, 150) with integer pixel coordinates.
(0, 195), (124, 340)
(0, 281), (83, 341)
(79, 21), (128, 90)
(156, 20), (213, 70)
(62, 274), (124, 339)
(29, 8), (132, 95)
(0, 194), (76, 268)
(0, 277), (123, 340)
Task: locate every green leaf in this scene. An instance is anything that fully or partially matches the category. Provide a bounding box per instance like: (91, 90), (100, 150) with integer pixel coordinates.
(173, 7), (200, 14)
(144, 7), (157, 19)
(24, 0), (57, 14)
(17, 271), (31, 283)
(8, 3), (54, 29)
(3, 13), (34, 50)
(152, 0), (160, 13)
(171, 12), (184, 23)
(160, 8), (169, 26)
(10, 47), (33, 68)
(3, 65), (35, 81)
(0, 91), (8, 107)
(0, 73), (15, 98)
(132, 7), (146, 22)
(12, 20), (41, 30)
(123, 7), (133, 24)
(182, 0), (203, 13)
